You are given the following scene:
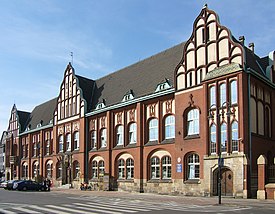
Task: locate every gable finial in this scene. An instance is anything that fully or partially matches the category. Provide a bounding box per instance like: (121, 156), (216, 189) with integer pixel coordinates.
(70, 52), (73, 65)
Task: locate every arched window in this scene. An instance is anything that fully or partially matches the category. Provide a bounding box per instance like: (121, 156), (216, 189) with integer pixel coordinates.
(126, 158), (134, 179)
(58, 135), (63, 153)
(150, 157), (160, 179)
(46, 140), (50, 155)
(187, 154), (200, 179)
(187, 109), (199, 135)
(73, 131), (79, 150)
(219, 83), (226, 106)
(91, 131), (97, 149)
(210, 86), (216, 106)
(100, 129), (107, 148)
(162, 156), (171, 179)
(118, 159), (125, 179)
(129, 123), (137, 144)
(165, 115), (175, 139)
(230, 80), (237, 104)
(74, 162), (80, 179)
(46, 163), (52, 179)
(22, 163), (28, 179)
(66, 133), (71, 151)
(92, 161), (98, 179)
(33, 161), (39, 178)
(221, 123), (227, 153)
(210, 124), (217, 154)
(149, 118), (158, 141)
(57, 162), (62, 178)
(99, 160), (105, 175)
(116, 125), (124, 146)
(231, 121), (238, 152)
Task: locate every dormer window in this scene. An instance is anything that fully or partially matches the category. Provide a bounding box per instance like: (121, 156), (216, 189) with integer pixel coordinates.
(96, 99), (106, 110)
(155, 79), (172, 92)
(26, 124), (31, 131)
(122, 90), (134, 102)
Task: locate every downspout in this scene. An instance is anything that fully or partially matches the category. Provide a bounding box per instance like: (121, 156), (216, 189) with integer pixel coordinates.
(247, 70), (252, 198)
(85, 117), (89, 183)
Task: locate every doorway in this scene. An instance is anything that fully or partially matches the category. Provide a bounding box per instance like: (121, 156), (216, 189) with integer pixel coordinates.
(213, 167), (233, 196)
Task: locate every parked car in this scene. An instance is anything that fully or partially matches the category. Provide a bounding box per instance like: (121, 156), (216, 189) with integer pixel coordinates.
(6, 180), (20, 190)
(14, 180), (46, 191)
(0, 181), (7, 188)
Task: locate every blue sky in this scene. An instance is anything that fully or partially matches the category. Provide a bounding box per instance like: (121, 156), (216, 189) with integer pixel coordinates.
(1, 0), (275, 134)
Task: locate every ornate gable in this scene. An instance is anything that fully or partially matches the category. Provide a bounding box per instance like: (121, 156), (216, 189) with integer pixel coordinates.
(176, 5), (244, 90)
(54, 63), (87, 124)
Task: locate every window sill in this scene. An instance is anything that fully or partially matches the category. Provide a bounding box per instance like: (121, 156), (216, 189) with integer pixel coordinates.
(145, 140), (158, 146)
(184, 179), (200, 184)
(114, 145), (124, 150)
(126, 143), (137, 148)
(117, 179), (134, 183)
(147, 179), (172, 183)
(184, 134), (200, 140)
(161, 138), (175, 144)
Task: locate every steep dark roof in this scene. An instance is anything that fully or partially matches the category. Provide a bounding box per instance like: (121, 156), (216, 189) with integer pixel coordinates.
(245, 47), (267, 76)
(17, 111), (31, 132)
(91, 42), (185, 110)
(25, 98), (57, 131)
(75, 75), (95, 111)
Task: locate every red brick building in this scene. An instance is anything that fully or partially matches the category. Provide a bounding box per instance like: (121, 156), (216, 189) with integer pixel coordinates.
(2, 6), (275, 198)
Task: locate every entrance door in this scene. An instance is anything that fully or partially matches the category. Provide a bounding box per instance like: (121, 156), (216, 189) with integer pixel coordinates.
(213, 168), (233, 196)
(221, 168), (233, 196)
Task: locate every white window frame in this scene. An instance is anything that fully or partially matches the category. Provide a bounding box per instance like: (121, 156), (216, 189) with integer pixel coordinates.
(73, 131), (79, 150)
(92, 161), (98, 179)
(187, 109), (199, 135)
(116, 125), (124, 146)
(187, 154), (200, 179)
(126, 158), (134, 179)
(210, 124), (217, 154)
(118, 159), (125, 179)
(101, 129), (107, 148)
(99, 160), (105, 175)
(129, 123), (137, 144)
(221, 123), (227, 153)
(66, 133), (71, 151)
(59, 135), (63, 153)
(165, 115), (175, 139)
(231, 121), (238, 152)
(230, 80), (237, 105)
(149, 118), (158, 141)
(210, 86), (216, 106)
(91, 131), (97, 149)
(162, 156), (171, 179)
(219, 83), (226, 107)
(150, 157), (160, 179)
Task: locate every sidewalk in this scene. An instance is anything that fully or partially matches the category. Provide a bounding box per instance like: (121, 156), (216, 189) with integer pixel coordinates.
(50, 187), (275, 207)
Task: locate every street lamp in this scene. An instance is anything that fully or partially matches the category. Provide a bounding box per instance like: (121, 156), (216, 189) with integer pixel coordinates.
(208, 102), (233, 204)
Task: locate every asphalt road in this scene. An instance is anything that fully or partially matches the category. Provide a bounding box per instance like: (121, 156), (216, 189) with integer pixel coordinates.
(0, 188), (274, 214)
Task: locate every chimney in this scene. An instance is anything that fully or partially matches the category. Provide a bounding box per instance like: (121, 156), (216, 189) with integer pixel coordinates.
(239, 36), (245, 46)
(249, 42), (255, 53)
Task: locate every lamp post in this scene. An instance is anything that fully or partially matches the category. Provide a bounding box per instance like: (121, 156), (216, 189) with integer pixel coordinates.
(208, 102), (233, 205)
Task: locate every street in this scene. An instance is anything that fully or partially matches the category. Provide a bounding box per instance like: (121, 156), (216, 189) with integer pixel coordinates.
(0, 188), (274, 214)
